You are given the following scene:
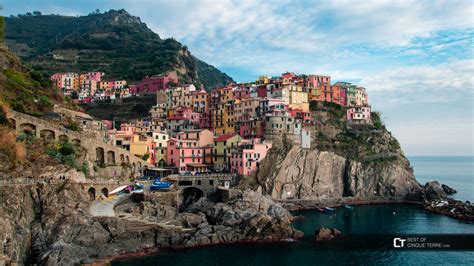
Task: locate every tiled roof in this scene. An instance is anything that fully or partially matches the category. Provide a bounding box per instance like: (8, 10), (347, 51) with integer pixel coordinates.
(215, 134), (237, 141)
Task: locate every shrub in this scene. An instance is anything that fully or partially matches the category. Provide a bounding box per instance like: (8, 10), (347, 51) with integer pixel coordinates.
(16, 131), (36, 144)
(45, 142), (77, 167)
(64, 121), (80, 131)
(0, 126), (26, 163)
(81, 162), (90, 176)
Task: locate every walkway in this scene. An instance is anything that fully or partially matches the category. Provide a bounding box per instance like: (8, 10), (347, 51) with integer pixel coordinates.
(89, 194), (128, 217)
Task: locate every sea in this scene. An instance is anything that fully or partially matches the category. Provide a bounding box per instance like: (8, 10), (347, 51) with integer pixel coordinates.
(113, 156), (474, 265)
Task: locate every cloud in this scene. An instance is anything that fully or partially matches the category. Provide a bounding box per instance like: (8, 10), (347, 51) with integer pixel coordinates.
(360, 59), (474, 96)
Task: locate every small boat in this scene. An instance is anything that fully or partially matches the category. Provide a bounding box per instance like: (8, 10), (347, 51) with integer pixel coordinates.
(324, 207), (336, 212)
(344, 204), (353, 210)
(134, 182), (145, 189)
(317, 207), (331, 214)
(150, 181), (173, 191)
(109, 185), (128, 195)
(124, 185), (133, 193)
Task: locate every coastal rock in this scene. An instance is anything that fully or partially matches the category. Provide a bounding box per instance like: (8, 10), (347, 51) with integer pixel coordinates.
(314, 227), (341, 242)
(257, 145), (422, 201)
(181, 212), (206, 228)
(425, 198), (474, 221)
(423, 181), (447, 201)
(441, 184), (457, 195)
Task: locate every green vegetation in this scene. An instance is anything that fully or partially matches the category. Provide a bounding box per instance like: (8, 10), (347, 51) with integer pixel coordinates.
(371, 111), (383, 129)
(45, 142), (77, 167)
(64, 121), (80, 131)
(16, 132), (36, 144)
(0, 16), (4, 44)
(81, 162), (90, 176)
(0, 46), (58, 116)
(5, 9), (234, 89)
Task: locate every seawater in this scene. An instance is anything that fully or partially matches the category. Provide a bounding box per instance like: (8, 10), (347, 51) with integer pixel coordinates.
(409, 156), (473, 202)
(113, 157), (474, 265)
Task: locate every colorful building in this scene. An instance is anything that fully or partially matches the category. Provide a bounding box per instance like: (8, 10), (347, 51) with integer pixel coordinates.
(153, 131), (169, 166)
(347, 106), (371, 124)
(213, 134), (242, 171)
(230, 139), (272, 176)
(166, 129), (214, 173)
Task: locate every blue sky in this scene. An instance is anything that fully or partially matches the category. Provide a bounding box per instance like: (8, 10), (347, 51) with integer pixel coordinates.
(2, 0), (474, 156)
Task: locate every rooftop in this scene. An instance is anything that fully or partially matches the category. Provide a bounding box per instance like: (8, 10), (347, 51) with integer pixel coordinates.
(215, 134), (238, 142)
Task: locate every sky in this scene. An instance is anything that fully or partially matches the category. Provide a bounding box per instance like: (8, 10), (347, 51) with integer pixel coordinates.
(2, 0), (474, 156)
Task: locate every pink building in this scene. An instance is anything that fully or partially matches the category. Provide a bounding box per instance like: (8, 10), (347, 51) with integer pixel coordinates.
(87, 72), (104, 82)
(230, 139), (272, 176)
(347, 106), (371, 124)
(130, 71), (178, 95)
(288, 108), (313, 124)
(166, 129), (214, 172)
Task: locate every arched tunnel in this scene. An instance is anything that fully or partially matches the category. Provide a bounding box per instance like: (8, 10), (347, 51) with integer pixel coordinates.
(180, 187), (204, 211)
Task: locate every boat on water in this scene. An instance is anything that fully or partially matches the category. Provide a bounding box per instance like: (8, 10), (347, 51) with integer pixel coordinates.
(344, 204), (353, 210)
(317, 207), (334, 214)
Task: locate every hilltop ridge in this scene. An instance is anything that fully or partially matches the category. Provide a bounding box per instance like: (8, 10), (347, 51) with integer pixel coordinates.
(5, 9), (234, 89)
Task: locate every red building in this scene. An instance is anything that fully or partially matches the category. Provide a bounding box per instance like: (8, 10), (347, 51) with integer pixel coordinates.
(130, 71), (178, 95)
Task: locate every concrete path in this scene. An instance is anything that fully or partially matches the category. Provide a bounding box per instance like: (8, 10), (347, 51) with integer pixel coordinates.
(89, 194), (128, 217)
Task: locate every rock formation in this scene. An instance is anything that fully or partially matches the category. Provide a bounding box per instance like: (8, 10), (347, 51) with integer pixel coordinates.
(441, 184), (457, 195)
(423, 181), (448, 201)
(314, 227), (341, 242)
(0, 183), (302, 265)
(257, 144), (421, 201)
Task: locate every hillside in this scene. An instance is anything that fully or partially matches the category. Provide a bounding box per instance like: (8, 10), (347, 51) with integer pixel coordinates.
(0, 37), (61, 115)
(4, 9), (234, 89)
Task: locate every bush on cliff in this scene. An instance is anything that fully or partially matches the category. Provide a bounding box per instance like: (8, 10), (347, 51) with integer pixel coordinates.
(46, 142), (77, 167)
(0, 125), (26, 166)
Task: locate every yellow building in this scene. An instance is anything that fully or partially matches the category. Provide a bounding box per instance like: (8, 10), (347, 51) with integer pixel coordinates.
(213, 134), (242, 170)
(256, 75), (271, 85)
(130, 134), (154, 163)
(153, 131), (169, 166)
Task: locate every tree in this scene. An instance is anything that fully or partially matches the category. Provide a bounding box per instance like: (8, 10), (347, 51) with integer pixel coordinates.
(33, 11), (42, 16)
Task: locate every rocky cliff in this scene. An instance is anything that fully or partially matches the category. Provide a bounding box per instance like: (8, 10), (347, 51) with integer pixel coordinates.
(255, 105), (422, 202)
(0, 183), (301, 265)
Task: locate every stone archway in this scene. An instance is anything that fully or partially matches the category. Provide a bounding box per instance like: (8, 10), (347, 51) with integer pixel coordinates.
(180, 187), (204, 210)
(158, 159), (165, 167)
(101, 188), (109, 198)
(107, 151), (115, 165)
(72, 139), (81, 145)
(8, 118), (16, 129)
(58, 134), (69, 142)
(96, 147), (105, 165)
(40, 129), (55, 141)
(88, 187), (96, 201)
(19, 123), (36, 136)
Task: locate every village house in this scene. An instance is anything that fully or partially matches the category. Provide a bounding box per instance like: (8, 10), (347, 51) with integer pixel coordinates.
(347, 106), (372, 124)
(213, 134), (242, 171)
(130, 134), (156, 165)
(129, 71), (178, 95)
(166, 129), (214, 173)
(153, 131), (169, 167)
(230, 139), (272, 176)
